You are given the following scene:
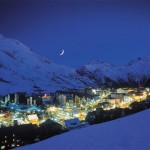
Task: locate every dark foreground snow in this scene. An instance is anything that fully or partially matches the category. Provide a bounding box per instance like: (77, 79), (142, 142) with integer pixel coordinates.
(16, 109), (150, 150)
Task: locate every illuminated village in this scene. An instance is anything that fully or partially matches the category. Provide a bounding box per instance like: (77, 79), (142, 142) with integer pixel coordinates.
(0, 87), (150, 149)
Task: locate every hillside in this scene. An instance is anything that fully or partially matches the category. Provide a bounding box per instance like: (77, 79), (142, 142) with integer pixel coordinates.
(0, 34), (150, 96)
(0, 34), (88, 95)
(76, 55), (150, 87)
(16, 109), (150, 150)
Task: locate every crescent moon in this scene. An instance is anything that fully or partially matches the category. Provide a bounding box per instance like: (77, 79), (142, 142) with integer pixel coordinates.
(60, 49), (64, 55)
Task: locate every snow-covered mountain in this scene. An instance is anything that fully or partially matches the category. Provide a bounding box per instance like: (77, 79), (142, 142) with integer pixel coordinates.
(0, 34), (88, 96)
(0, 34), (149, 96)
(76, 54), (150, 87)
(124, 54), (150, 86)
(16, 109), (150, 150)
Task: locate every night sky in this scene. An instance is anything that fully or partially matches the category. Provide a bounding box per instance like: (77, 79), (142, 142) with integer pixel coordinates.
(0, 0), (150, 67)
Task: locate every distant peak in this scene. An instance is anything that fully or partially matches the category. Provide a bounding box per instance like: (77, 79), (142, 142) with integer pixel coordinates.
(127, 53), (150, 66)
(88, 60), (104, 65)
(0, 33), (30, 50)
(87, 60), (117, 67)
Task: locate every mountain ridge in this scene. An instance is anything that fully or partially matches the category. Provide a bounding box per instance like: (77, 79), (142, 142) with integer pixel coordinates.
(0, 34), (149, 96)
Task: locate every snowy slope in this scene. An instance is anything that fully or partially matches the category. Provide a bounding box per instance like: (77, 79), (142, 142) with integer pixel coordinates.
(0, 34), (86, 95)
(76, 61), (125, 84)
(76, 55), (150, 87)
(0, 34), (149, 96)
(17, 109), (150, 150)
(124, 54), (150, 85)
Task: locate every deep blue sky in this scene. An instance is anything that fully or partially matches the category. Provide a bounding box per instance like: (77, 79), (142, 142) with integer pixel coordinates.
(0, 0), (150, 67)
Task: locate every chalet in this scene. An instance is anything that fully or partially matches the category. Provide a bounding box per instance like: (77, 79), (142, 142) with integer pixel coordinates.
(64, 118), (82, 130)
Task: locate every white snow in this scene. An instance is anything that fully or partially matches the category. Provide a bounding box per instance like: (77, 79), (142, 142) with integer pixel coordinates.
(0, 34), (150, 96)
(16, 109), (150, 150)
(0, 34), (85, 95)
